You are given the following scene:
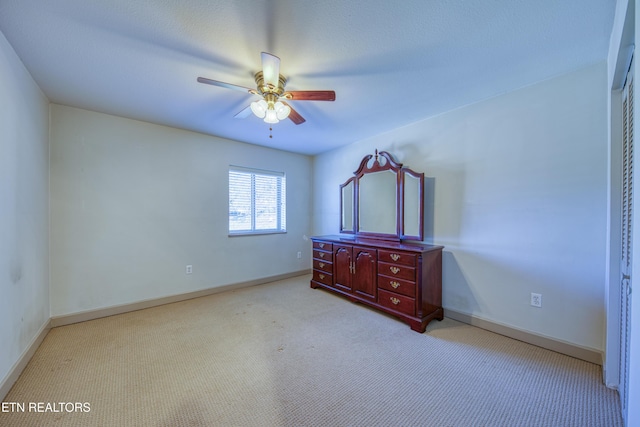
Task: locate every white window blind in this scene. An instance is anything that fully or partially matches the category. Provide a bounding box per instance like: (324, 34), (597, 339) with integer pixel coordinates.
(229, 166), (286, 235)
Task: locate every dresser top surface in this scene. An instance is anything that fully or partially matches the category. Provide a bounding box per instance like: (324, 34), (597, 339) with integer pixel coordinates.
(311, 235), (443, 253)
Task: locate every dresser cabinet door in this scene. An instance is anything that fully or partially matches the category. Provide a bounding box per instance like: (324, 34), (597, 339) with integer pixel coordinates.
(333, 244), (377, 301)
(334, 244), (353, 292)
(352, 246), (377, 302)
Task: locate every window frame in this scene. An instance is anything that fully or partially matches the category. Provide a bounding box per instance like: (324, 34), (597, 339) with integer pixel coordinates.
(228, 166), (287, 236)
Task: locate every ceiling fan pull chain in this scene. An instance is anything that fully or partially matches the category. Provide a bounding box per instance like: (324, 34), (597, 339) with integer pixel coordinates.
(269, 126), (273, 139)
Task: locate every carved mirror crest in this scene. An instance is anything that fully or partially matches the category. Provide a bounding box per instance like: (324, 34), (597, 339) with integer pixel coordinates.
(340, 150), (424, 241)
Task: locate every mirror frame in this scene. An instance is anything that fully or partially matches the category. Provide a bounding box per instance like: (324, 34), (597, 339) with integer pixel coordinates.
(340, 150), (424, 241)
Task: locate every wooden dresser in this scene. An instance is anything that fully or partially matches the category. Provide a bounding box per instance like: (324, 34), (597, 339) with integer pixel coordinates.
(310, 235), (443, 332)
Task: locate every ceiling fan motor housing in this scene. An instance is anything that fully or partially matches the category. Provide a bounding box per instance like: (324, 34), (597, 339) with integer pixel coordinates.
(254, 71), (287, 97)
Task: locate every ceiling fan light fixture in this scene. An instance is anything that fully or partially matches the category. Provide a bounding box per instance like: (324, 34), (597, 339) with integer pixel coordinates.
(264, 108), (279, 124)
(274, 101), (291, 120)
(250, 99), (268, 118)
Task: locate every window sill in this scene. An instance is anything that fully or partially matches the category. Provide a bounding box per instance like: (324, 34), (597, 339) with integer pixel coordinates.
(228, 231), (287, 237)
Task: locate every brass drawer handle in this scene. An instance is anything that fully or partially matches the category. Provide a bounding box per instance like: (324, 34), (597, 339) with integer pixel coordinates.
(390, 253), (401, 261)
(390, 281), (400, 289)
(319, 252), (325, 258)
(390, 266), (400, 274)
(319, 274), (325, 280)
(319, 262), (325, 268)
(390, 297), (401, 305)
(319, 243), (325, 248)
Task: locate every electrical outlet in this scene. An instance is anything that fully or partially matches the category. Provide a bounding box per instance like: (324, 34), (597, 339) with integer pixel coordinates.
(531, 293), (542, 308)
(186, 265), (193, 275)
(297, 251), (302, 259)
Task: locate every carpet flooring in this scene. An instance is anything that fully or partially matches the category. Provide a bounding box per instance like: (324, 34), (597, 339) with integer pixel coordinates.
(0, 275), (622, 426)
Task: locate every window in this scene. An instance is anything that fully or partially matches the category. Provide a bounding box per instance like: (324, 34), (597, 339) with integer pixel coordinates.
(229, 166), (286, 235)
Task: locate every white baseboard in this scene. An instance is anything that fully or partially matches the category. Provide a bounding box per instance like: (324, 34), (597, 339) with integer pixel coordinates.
(444, 308), (603, 365)
(0, 319), (51, 401)
(51, 270), (311, 328)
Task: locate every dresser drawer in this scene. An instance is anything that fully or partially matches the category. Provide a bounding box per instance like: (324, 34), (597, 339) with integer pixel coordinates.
(378, 262), (415, 281)
(312, 270), (333, 286)
(313, 241), (333, 252)
(378, 289), (415, 316)
(313, 259), (333, 273)
(378, 250), (416, 267)
(378, 276), (416, 298)
(313, 249), (331, 261)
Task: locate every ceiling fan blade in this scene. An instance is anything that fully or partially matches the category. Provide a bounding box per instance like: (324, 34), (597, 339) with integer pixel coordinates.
(284, 102), (306, 125)
(282, 90), (336, 101)
(261, 52), (281, 88)
(197, 77), (255, 94)
(234, 105), (253, 119)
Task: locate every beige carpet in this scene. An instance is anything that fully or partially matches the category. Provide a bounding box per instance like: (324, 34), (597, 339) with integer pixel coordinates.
(1, 275), (622, 426)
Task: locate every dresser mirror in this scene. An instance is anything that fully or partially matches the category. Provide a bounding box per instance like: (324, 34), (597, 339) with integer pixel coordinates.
(340, 150), (424, 241)
(340, 178), (355, 233)
(358, 170), (397, 234)
(402, 169), (423, 238)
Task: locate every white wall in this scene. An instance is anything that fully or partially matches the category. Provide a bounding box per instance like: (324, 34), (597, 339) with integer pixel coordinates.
(313, 62), (608, 352)
(50, 105), (312, 316)
(0, 32), (50, 385)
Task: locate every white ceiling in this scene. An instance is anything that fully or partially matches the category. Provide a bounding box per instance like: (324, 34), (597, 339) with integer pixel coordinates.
(0, 0), (616, 155)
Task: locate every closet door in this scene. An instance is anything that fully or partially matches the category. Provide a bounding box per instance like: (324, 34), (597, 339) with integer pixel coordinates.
(619, 59), (634, 423)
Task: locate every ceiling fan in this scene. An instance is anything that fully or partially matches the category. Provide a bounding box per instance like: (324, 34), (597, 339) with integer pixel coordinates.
(197, 52), (335, 125)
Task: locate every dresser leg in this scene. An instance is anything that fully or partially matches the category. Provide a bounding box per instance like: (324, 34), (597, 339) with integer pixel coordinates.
(410, 308), (444, 333)
(409, 320), (428, 333)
